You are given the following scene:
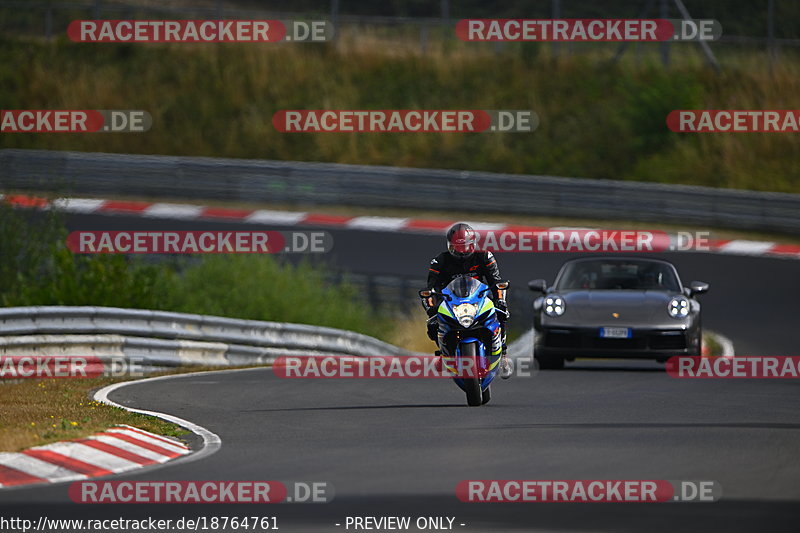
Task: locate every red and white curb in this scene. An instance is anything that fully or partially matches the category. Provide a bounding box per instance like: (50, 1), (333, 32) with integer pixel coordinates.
(0, 425), (189, 489)
(3, 193), (799, 260)
(0, 372), (224, 490)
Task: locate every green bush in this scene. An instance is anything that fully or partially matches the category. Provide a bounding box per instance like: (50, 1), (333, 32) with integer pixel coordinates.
(0, 204), (174, 309)
(8, 247), (174, 310)
(165, 255), (388, 338)
(0, 206), (389, 339)
(0, 206), (63, 301)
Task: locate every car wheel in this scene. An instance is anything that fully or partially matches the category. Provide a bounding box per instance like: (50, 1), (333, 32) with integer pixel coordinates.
(535, 354), (565, 370)
(689, 331), (703, 356)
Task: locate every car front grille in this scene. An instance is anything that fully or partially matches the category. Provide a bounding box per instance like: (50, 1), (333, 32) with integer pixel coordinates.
(543, 329), (687, 351)
(591, 337), (647, 350)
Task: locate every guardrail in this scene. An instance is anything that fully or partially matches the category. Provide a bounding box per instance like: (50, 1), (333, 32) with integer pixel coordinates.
(0, 306), (414, 368)
(2, 149), (799, 234)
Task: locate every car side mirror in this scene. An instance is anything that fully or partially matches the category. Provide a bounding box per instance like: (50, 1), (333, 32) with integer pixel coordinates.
(528, 279), (547, 293)
(688, 281), (709, 296)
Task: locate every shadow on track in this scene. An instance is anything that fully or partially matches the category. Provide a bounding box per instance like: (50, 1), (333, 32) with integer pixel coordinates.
(245, 404), (465, 412)
(468, 422), (800, 431)
(559, 362), (667, 373)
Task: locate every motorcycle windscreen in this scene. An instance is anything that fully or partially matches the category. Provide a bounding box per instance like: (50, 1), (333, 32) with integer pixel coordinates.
(446, 276), (484, 298)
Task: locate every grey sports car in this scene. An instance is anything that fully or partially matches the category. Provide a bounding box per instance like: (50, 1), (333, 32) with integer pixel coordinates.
(528, 257), (709, 369)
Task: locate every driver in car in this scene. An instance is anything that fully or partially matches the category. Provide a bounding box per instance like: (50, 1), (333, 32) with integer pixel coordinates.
(422, 223), (512, 379)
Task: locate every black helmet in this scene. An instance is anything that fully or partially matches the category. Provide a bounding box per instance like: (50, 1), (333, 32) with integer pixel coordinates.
(447, 222), (477, 259)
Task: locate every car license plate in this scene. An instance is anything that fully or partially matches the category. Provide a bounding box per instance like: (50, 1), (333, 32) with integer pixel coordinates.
(600, 327), (631, 338)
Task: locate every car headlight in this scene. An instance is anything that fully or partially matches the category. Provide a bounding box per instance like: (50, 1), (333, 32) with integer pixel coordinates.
(668, 297), (690, 318)
(452, 302), (479, 327)
(544, 295), (565, 317)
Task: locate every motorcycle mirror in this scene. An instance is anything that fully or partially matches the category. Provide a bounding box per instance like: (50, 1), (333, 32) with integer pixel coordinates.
(495, 281), (510, 290)
(419, 289), (432, 298)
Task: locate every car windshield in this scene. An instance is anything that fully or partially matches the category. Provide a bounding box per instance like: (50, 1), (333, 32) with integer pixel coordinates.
(445, 276), (484, 298)
(556, 259), (681, 291)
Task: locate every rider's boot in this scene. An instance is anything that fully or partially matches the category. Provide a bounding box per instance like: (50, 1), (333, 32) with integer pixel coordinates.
(500, 342), (513, 379)
(433, 349), (443, 372)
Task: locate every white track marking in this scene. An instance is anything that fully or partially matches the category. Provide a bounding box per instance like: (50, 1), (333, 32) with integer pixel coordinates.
(50, 198), (106, 213)
(718, 240), (776, 255)
(245, 209), (308, 224)
(94, 371), (226, 469)
(347, 216), (409, 231)
(143, 203), (204, 219)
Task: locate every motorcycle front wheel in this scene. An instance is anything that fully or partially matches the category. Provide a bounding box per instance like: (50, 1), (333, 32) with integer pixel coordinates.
(461, 342), (483, 407)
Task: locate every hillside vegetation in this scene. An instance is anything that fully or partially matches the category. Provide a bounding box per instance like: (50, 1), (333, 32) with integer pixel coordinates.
(1, 38), (798, 192)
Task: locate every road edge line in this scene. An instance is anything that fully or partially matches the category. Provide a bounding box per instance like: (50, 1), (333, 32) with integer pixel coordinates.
(90, 372), (230, 475)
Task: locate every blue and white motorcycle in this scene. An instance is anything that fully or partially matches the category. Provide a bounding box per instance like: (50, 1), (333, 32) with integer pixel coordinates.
(421, 277), (506, 406)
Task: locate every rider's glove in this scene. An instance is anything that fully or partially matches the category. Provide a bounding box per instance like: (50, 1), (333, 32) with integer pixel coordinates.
(421, 290), (438, 315)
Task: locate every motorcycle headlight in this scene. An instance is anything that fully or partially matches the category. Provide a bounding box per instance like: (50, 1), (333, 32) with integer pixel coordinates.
(544, 295), (566, 317)
(452, 302), (479, 327)
(668, 297), (690, 318)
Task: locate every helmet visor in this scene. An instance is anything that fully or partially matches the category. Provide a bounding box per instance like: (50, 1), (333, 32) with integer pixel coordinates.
(448, 229), (477, 257)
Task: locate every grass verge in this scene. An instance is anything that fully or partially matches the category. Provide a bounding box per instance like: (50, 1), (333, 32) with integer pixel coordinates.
(0, 375), (184, 452)
(387, 307), (434, 354)
(0, 364), (268, 453)
(703, 332), (724, 357)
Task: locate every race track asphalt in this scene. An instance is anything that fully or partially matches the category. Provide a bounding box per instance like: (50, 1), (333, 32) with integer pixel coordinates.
(1, 213), (798, 532)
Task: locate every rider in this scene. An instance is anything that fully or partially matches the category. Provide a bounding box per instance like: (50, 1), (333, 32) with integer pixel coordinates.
(422, 222), (512, 379)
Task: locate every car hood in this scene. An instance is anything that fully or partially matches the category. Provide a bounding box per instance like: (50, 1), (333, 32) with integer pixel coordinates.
(554, 290), (679, 324)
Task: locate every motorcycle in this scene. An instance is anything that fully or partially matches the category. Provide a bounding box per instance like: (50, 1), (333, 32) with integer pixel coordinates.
(420, 277), (508, 406)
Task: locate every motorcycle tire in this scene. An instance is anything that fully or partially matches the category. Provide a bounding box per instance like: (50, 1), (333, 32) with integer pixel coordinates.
(462, 342), (483, 407)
